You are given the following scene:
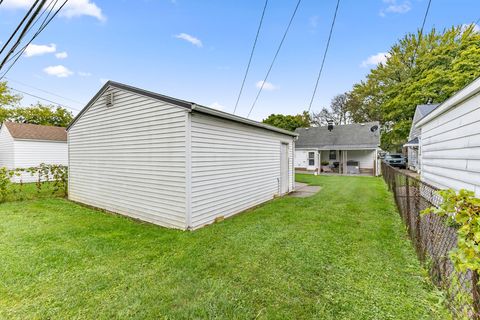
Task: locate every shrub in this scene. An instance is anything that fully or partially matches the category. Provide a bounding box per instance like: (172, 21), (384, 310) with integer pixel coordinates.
(0, 164), (68, 203)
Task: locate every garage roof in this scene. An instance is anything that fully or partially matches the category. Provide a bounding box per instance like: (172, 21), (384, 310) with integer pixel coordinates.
(67, 81), (298, 137)
(3, 122), (67, 142)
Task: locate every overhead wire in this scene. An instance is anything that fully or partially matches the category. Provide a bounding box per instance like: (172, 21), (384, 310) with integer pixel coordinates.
(0, 0), (68, 80)
(411, 0), (432, 65)
(307, 0), (340, 112)
(5, 77), (85, 106)
(0, 0), (41, 57)
(8, 86), (81, 112)
(233, 0), (269, 114)
(246, 0), (302, 118)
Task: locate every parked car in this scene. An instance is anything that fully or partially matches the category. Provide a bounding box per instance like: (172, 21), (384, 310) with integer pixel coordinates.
(384, 154), (406, 169)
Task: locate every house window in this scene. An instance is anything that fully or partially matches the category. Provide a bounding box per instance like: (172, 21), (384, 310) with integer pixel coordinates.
(329, 150), (336, 160)
(308, 152), (315, 166)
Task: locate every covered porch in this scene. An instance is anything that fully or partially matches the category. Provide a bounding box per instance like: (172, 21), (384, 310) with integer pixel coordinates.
(295, 148), (379, 176)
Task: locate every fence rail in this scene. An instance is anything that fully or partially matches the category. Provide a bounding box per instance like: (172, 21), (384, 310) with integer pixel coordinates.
(381, 163), (479, 318)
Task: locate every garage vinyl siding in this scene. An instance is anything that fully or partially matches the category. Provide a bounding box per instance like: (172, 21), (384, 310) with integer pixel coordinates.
(0, 127), (14, 169)
(421, 93), (480, 196)
(190, 113), (293, 229)
(14, 140), (68, 182)
(68, 88), (188, 229)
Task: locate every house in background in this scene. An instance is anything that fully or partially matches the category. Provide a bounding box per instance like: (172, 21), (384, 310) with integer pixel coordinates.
(0, 122), (68, 182)
(295, 122), (381, 176)
(403, 104), (439, 172)
(67, 81), (297, 230)
(417, 77), (480, 197)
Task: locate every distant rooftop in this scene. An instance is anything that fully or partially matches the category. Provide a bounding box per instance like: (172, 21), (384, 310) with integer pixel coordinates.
(295, 122), (380, 150)
(3, 122), (67, 142)
(416, 104), (439, 120)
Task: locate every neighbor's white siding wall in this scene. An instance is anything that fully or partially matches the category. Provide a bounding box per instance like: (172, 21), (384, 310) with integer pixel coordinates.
(420, 93), (480, 197)
(13, 140), (68, 182)
(189, 112), (294, 229)
(295, 149), (317, 170)
(0, 126), (14, 169)
(68, 87), (188, 229)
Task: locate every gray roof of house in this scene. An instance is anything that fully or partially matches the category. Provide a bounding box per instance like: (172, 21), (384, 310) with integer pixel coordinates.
(408, 104), (440, 140)
(295, 122), (380, 150)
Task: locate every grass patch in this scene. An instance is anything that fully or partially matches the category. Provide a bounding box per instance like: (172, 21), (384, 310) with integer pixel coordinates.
(0, 174), (449, 319)
(2, 182), (65, 202)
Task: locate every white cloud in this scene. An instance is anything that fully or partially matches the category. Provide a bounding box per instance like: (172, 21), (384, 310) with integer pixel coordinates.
(24, 43), (56, 57)
(361, 52), (391, 68)
(1, 0), (106, 21)
(55, 51), (68, 59)
(99, 78), (108, 84)
(209, 102), (225, 111)
(255, 80), (276, 91)
(43, 65), (74, 78)
(60, 0), (105, 21)
(461, 23), (480, 33)
(380, 0), (411, 17)
(175, 33), (203, 47)
(78, 71), (92, 77)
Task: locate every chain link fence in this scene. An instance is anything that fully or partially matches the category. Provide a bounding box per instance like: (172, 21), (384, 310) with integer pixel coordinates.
(381, 162), (479, 318)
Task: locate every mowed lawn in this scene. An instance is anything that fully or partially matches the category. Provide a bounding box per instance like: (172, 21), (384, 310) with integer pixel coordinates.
(0, 175), (448, 319)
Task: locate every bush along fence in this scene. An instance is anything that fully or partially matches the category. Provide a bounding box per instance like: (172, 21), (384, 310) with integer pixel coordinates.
(382, 163), (480, 319)
(0, 164), (68, 202)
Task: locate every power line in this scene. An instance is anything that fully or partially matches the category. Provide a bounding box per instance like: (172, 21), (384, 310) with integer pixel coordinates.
(1, 0), (58, 66)
(411, 0), (432, 65)
(307, 0), (340, 112)
(0, 0), (46, 72)
(0, 0), (42, 57)
(247, 0), (302, 118)
(4, 77), (85, 106)
(233, 0), (268, 115)
(0, 0), (68, 81)
(8, 86), (81, 112)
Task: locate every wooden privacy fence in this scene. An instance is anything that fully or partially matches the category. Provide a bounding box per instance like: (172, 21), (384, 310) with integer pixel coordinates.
(381, 163), (479, 318)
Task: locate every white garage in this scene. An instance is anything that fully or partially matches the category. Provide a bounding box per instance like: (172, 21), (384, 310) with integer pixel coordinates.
(67, 81), (297, 230)
(0, 122), (68, 182)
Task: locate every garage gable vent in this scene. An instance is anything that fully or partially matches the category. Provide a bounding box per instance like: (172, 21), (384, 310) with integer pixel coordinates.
(105, 91), (114, 108)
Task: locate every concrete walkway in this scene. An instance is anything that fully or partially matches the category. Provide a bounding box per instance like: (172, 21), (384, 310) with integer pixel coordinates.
(289, 182), (321, 198)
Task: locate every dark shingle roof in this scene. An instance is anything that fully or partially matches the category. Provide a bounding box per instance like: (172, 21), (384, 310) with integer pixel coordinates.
(3, 122), (67, 142)
(295, 122), (380, 149)
(408, 104), (440, 140)
(417, 104), (439, 118)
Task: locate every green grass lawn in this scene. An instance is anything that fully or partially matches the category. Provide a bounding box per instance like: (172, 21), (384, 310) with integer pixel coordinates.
(0, 175), (449, 319)
(2, 181), (65, 202)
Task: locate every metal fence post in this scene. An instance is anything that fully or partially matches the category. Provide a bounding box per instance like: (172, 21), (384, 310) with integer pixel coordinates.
(473, 272), (480, 320)
(405, 175), (411, 237)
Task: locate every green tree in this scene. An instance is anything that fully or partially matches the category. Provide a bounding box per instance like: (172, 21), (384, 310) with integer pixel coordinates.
(262, 111), (310, 132)
(346, 25), (480, 151)
(8, 103), (74, 127)
(0, 81), (21, 110)
(311, 93), (351, 126)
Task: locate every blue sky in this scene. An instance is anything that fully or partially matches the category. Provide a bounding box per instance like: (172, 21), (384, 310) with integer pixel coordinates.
(0, 0), (479, 120)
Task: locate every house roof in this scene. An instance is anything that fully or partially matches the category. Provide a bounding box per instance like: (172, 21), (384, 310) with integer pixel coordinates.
(408, 103), (440, 141)
(3, 122), (67, 142)
(67, 81), (298, 137)
(404, 137), (419, 147)
(295, 122), (380, 150)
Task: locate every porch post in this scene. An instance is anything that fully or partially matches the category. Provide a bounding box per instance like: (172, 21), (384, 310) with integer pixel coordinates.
(317, 150), (321, 175)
